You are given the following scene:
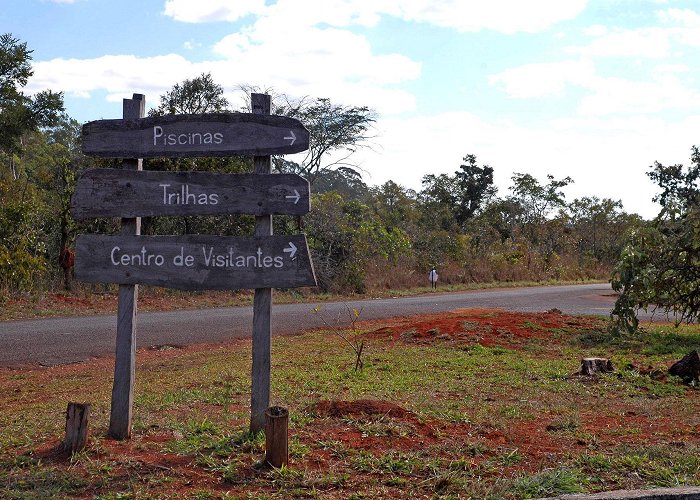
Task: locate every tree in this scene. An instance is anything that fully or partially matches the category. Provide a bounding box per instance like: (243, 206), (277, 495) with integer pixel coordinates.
(0, 33), (64, 179)
(272, 96), (376, 187)
(568, 196), (635, 264)
(611, 146), (700, 332)
(454, 154), (495, 222)
(509, 172), (573, 225)
(420, 154), (495, 229)
(237, 85), (377, 188)
(149, 72), (229, 115)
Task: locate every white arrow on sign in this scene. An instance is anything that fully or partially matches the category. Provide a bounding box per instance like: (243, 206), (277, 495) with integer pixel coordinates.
(284, 130), (296, 146)
(285, 189), (301, 204)
(283, 241), (298, 259)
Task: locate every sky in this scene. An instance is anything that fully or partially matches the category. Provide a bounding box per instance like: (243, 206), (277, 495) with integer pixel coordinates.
(4, 0), (700, 218)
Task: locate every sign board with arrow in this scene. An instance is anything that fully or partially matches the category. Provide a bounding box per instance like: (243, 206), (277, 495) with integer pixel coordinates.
(71, 169), (310, 219)
(75, 234), (316, 290)
(82, 112), (310, 158)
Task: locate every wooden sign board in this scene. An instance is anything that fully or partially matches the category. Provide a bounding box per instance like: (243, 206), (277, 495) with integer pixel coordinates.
(71, 169), (311, 219)
(75, 234), (316, 290)
(82, 112), (310, 158)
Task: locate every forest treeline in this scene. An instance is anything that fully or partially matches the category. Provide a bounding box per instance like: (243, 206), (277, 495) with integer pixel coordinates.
(0, 113), (642, 296)
(1, 34), (645, 297)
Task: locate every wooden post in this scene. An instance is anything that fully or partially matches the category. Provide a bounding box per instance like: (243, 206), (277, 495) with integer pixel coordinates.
(63, 402), (91, 453)
(265, 406), (289, 468)
(250, 93), (273, 434)
(109, 94), (144, 440)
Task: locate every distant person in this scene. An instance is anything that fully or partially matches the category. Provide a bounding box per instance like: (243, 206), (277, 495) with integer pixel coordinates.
(428, 267), (438, 289)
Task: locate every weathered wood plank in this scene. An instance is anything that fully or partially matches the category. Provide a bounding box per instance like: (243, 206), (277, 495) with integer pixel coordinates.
(109, 93), (144, 441)
(75, 234), (317, 290)
(71, 169), (310, 219)
(63, 402), (91, 454)
(251, 93), (273, 435)
(82, 112), (310, 158)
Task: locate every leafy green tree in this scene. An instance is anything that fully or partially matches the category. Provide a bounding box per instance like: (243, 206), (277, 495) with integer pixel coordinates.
(272, 96), (376, 187)
(369, 180), (419, 232)
(454, 154), (495, 222)
(0, 33), (64, 180)
(150, 72), (229, 115)
(612, 146), (700, 332)
(509, 172), (573, 225)
(306, 192), (410, 293)
(568, 196), (636, 264)
(420, 154), (495, 229)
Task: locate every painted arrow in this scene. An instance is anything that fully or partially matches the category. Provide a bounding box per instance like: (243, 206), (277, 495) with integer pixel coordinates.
(284, 130), (296, 146)
(285, 189), (301, 204)
(283, 241), (298, 259)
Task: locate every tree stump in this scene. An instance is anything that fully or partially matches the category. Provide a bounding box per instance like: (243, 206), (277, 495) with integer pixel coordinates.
(63, 402), (90, 453)
(580, 358), (614, 376)
(669, 350), (700, 384)
(265, 406), (288, 468)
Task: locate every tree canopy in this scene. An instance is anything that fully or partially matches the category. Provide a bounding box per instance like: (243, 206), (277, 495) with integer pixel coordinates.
(0, 33), (64, 179)
(612, 146), (700, 332)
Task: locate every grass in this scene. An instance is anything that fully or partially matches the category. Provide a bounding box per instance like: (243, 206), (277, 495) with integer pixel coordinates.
(1, 310), (699, 498)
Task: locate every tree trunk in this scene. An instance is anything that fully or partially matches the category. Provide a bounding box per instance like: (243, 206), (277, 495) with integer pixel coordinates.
(669, 350), (700, 384)
(580, 357), (614, 376)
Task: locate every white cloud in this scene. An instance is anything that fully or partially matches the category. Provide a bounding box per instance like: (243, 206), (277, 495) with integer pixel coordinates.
(566, 27), (671, 58)
(162, 0), (265, 23)
(489, 60), (596, 98)
(28, 54), (198, 103)
(392, 0), (588, 33)
(578, 74), (700, 115)
(163, 0), (588, 34)
(490, 58), (700, 116)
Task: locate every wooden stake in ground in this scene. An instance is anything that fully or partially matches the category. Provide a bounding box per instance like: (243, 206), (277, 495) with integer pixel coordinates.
(63, 402), (90, 453)
(250, 93), (273, 434)
(265, 406), (289, 468)
(109, 94), (144, 440)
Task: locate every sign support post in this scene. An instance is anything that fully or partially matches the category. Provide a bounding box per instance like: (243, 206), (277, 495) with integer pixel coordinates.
(250, 93), (273, 434)
(109, 94), (145, 440)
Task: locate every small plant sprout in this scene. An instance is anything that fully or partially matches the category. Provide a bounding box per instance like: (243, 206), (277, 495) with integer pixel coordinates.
(313, 304), (366, 371)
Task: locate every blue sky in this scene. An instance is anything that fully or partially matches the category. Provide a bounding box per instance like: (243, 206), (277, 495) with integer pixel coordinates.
(5, 0), (700, 218)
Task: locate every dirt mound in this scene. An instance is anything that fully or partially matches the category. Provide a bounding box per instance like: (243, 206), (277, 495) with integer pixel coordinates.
(363, 308), (600, 349)
(315, 399), (412, 419)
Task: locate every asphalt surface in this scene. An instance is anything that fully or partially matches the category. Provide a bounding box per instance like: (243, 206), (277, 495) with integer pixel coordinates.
(0, 283), (627, 367)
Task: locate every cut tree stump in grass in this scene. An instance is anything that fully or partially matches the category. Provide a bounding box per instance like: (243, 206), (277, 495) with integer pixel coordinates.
(265, 406), (288, 468)
(63, 402), (90, 453)
(669, 350), (700, 385)
(580, 357), (614, 376)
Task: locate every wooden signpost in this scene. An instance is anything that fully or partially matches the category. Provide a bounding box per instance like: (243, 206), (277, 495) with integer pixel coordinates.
(74, 93), (315, 439)
(71, 169), (310, 218)
(82, 112), (309, 158)
(75, 234), (316, 290)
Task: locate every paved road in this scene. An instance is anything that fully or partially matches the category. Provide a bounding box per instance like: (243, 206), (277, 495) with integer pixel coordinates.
(0, 283), (622, 367)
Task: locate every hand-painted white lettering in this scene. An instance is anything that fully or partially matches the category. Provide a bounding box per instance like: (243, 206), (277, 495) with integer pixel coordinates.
(111, 246), (121, 265)
(110, 246), (164, 267)
(153, 126), (163, 145)
(200, 246), (290, 269)
(173, 247), (194, 267)
(152, 126), (225, 148)
(160, 183), (219, 205)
